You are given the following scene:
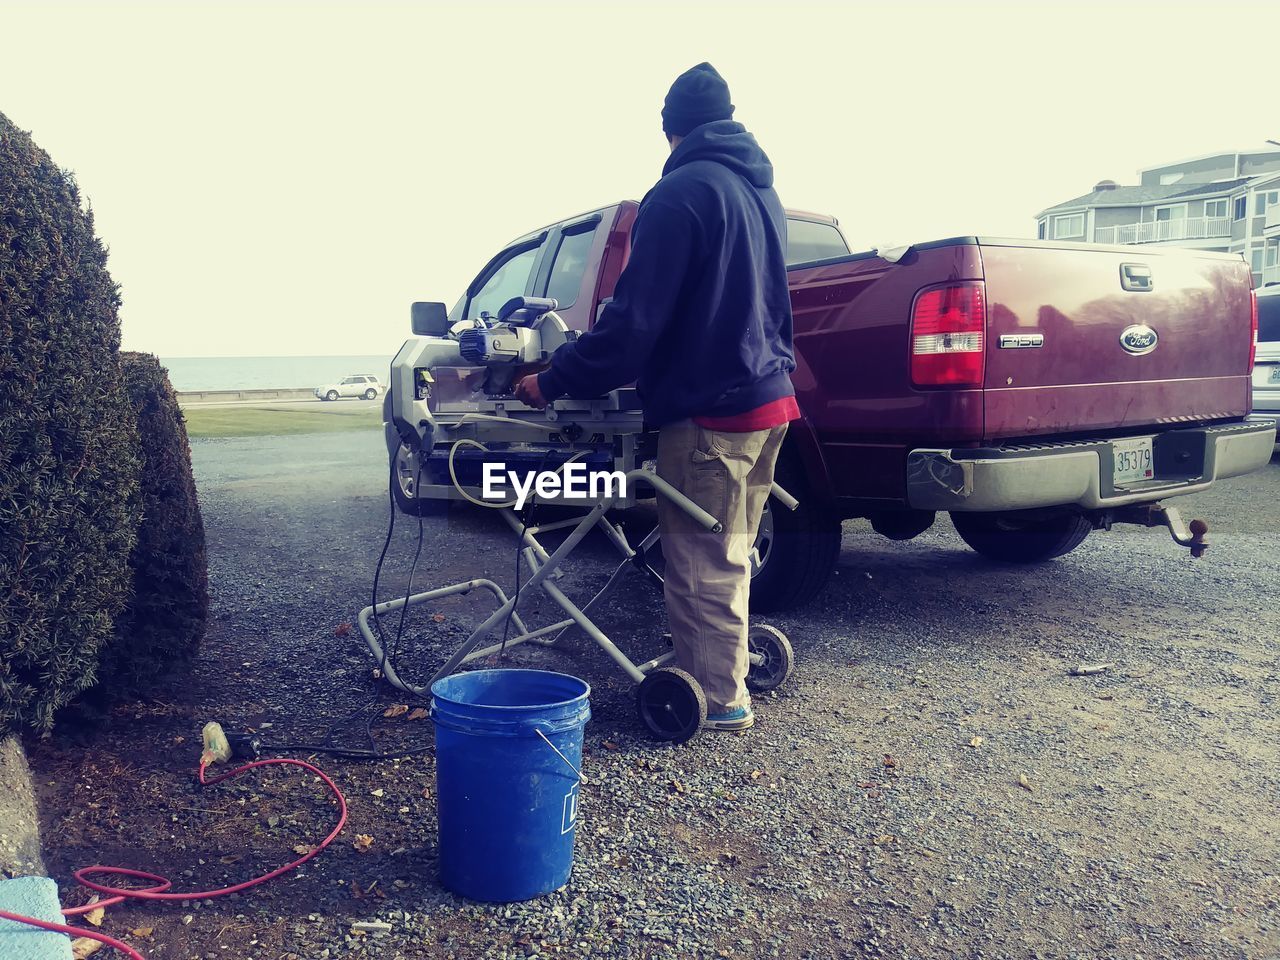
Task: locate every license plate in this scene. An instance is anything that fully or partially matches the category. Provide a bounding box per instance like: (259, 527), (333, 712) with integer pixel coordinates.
(1112, 437), (1154, 486)
(1269, 366), (1280, 384)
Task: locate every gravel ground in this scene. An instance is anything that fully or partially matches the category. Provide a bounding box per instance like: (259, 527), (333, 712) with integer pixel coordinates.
(26, 429), (1280, 960)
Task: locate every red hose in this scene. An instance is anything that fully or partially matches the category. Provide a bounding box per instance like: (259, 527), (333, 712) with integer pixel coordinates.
(0, 755), (347, 959)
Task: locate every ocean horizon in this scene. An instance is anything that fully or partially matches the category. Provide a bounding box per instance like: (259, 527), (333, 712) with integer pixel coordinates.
(158, 354), (395, 393)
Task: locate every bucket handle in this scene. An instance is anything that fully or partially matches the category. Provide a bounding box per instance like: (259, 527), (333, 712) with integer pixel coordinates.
(534, 728), (588, 786)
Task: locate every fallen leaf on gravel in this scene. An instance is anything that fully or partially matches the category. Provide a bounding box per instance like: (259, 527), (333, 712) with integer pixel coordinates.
(431, 613), (446, 623)
(670, 779), (686, 794)
(131, 927), (154, 938)
(407, 708), (429, 721)
(421, 787), (432, 799)
(968, 736), (984, 748)
(857, 781), (875, 789)
(383, 705), (409, 719)
(293, 844), (315, 856)
(371, 788), (385, 798)
(219, 854), (243, 864)
(1018, 773), (1034, 792)
(883, 755), (897, 769)
(72, 938), (103, 958)
(334, 623), (353, 637)
(873, 834), (896, 845)
(750, 769), (763, 780)
(602, 740), (620, 751)
(84, 898), (104, 927)
(354, 834), (375, 852)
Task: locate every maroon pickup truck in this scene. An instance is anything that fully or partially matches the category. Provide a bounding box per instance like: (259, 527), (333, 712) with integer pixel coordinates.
(386, 201), (1276, 611)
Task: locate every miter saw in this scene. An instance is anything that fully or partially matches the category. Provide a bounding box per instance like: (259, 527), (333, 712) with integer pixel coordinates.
(385, 295), (650, 509)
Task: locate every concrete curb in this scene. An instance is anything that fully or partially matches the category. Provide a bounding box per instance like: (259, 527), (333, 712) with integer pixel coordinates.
(177, 387), (318, 404)
(0, 736), (45, 878)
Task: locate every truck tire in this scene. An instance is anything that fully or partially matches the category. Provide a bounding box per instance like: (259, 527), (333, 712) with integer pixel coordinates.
(391, 445), (450, 517)
(950, 510), (1091, 563)
(749, 459), (842, 613)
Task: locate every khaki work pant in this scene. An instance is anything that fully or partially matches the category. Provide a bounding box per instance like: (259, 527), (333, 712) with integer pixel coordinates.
(655, 419), (788, 713)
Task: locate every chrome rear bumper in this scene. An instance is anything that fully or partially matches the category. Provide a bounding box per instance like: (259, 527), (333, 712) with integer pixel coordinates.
(907, 418), (1277, 512)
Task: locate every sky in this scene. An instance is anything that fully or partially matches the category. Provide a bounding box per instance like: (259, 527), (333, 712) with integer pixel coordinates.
(3, 0), (1278, 359)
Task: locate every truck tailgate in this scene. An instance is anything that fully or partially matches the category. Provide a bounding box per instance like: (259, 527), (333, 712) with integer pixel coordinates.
(980, 241), (1253, 440)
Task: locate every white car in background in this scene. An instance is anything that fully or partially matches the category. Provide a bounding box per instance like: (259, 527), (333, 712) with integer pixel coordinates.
(315, 374), (384, 401)
(1253, 286), (1280, 431)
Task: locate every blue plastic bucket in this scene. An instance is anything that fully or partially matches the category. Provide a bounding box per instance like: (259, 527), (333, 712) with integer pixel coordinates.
(430, 669), (591, 901)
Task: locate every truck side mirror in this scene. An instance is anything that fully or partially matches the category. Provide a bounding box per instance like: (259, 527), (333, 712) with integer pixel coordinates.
(411, 301), (450, 337)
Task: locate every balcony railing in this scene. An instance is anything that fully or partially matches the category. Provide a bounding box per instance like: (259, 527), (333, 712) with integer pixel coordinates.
(1265, 204), (1280, 232)
(1263, 264), (1280, 287)
(1093, 216), (1232, 245)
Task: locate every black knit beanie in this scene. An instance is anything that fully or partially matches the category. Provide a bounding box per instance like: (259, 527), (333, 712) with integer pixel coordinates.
(661, 62), (734, 138)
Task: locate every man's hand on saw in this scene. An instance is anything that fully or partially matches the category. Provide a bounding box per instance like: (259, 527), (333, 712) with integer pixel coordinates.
(514, 374), (548, 409)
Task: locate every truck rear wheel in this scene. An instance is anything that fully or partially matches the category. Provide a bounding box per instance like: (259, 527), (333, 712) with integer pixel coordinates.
(950, 510), (1091, 563)
(749, 459), (842, 613)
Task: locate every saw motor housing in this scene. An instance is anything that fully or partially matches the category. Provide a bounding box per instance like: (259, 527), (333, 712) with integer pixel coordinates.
(459, 296), (577, 395)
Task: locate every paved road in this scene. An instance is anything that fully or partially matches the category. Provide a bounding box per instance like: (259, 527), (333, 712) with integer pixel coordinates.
(31, 430), (1280, 959)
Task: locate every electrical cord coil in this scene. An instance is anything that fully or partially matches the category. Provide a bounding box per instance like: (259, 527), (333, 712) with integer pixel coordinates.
(0, 754), (347, 960)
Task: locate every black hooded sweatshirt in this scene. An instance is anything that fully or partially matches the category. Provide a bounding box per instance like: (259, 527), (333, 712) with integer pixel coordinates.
(537, 119), (796, 427)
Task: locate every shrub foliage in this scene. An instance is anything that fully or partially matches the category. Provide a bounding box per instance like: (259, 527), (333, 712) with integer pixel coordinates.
(0, 112), (142, 733)
(104, 353), (209, 686)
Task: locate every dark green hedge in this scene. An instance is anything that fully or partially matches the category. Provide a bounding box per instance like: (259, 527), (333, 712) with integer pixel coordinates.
(0, 112), (142, 733)
(103, 353), (208, 687)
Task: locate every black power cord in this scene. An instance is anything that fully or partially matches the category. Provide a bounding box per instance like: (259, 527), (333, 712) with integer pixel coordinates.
(265, 454), (435, 762)
(268, 442), (568, 761)
(498, 447), (557, 660)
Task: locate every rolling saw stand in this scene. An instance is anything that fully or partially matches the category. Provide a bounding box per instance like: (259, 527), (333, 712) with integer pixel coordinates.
(360, 296), (800, 742)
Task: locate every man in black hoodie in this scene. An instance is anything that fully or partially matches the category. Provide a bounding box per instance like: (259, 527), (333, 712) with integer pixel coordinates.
(515, 63), (797, 733)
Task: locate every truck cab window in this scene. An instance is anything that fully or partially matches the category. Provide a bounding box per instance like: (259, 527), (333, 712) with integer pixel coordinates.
(467, 244), (542, 321)
(544, 226), (597, 309)
(786, 219), (849, 265)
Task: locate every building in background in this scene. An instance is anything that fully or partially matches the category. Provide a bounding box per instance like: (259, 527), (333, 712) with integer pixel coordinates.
(1036, 150), (1280, 288)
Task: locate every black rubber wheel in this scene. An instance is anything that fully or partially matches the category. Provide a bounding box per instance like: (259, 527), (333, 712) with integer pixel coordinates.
(749, 455), (842, 613)
(325, 389), (339, 402)
(363, 388), (377, 400)
(950, 510), (1092, 563)
(746, 624), (795, 692)
(636, 667), (706, 743)
(391, 445), (451, 517)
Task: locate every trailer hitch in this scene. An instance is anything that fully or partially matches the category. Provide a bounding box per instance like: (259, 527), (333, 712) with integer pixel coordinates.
(1111, 504), (1210, 558)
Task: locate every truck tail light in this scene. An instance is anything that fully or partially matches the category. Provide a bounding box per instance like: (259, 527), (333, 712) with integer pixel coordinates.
(911, 282), (986, 387)
(1249, 288), (1258, 373)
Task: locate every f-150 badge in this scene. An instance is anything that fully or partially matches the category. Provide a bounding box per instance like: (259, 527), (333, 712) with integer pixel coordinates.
(998, 333), (1044, 349)
(1119, 324), (1159, 356)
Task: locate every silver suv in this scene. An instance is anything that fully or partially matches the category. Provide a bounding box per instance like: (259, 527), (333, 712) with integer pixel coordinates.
(315, 374), (384, 402)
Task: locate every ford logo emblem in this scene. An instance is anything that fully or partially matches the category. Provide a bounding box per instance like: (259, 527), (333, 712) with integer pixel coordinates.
(1119, 324), (1158, 356)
